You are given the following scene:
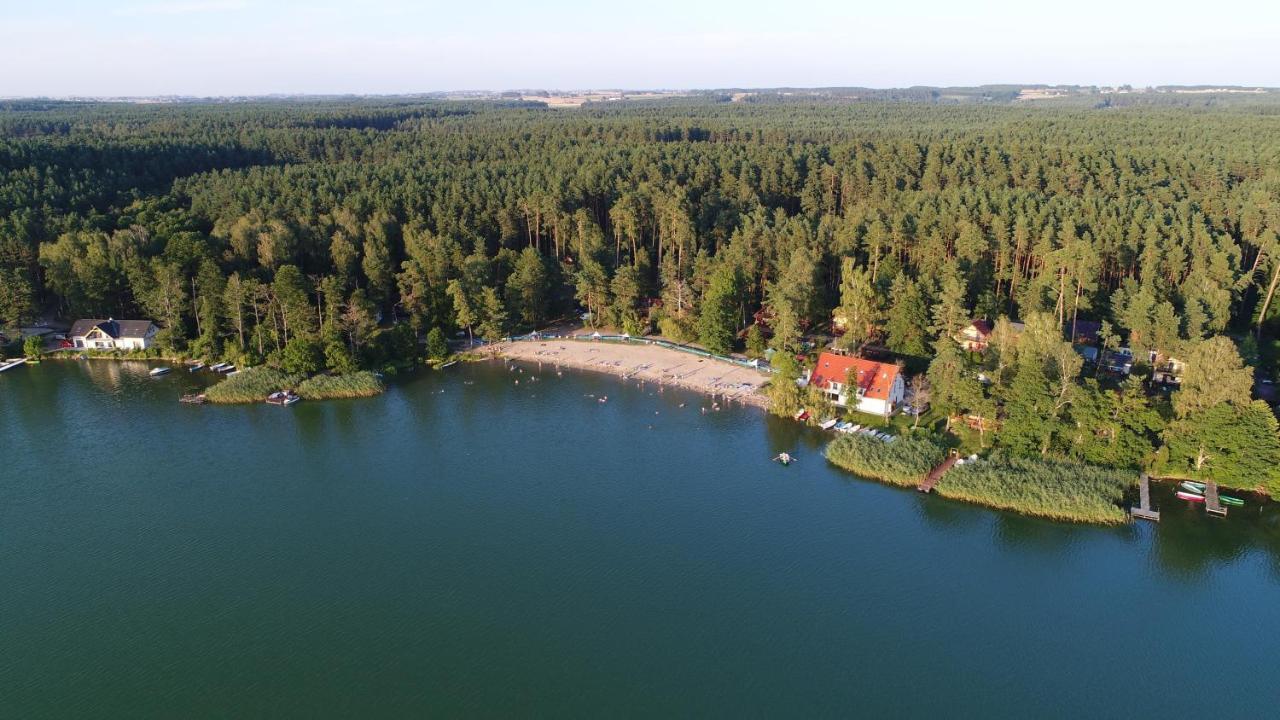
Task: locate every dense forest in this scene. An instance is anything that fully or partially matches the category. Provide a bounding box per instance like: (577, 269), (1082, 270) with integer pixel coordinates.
(3, 94), (1280, 492)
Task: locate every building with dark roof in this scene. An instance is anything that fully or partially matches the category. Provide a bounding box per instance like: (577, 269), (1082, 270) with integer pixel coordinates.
(69, 319), (158, 351)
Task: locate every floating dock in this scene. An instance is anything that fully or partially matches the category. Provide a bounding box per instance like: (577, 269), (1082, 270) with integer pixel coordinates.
(1204, 481), (1228, 517)
(0, 358), (28, 373)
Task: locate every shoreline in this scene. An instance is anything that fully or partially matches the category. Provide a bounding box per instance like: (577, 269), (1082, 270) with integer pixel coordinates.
(495, 337), (771, 408)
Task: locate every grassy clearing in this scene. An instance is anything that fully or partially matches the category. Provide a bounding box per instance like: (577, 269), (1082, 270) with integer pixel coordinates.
(205, 367), (303, 404)
(939, 455), (1133, 525)
(296, 371), (384, 400)
(824, 432), (947, 487)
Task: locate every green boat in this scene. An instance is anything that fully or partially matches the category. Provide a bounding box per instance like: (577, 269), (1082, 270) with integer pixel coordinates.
(1219, 495), (1245, 507)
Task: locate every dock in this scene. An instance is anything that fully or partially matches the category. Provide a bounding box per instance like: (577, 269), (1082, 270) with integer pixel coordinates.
(0, 358), (28, 373)
(1131, 473), (1160, 522)
(917, 454), (958, 493)
(1204, 481), (1228, 517)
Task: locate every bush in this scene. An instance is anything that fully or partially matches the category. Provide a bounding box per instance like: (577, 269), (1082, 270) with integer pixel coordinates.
(296, 371), (384, 400)
(205, 367), (303, 404)
(426, 326), (449, 361)
(940, 455), (1132, 524)
(825, 432), (946, 486)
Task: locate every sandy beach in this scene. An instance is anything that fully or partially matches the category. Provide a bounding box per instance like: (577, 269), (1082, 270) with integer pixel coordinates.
(495, 338), (772, 408)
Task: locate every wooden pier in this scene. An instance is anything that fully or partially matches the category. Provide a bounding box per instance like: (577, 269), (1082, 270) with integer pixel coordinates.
(1204, 481), (1228, 517)
(918, 454), (958, 493)
(1131, 473), (1160, 522)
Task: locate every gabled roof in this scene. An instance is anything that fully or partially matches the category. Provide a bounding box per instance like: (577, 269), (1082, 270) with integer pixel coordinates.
(965, 319), (994, 337)
(69, 319), (155, 340)
(811, 352), (901, 401)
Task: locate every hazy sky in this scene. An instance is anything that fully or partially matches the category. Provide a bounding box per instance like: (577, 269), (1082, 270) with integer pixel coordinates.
(3, 0), (1277, 96)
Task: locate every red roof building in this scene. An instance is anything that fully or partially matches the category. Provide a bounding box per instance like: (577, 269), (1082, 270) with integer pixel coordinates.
(808, 352), (905, 417)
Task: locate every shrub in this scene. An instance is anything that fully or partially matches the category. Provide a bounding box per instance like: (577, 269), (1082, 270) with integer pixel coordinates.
(825, 432), (946, 486)
(940, 455), (1132, 524)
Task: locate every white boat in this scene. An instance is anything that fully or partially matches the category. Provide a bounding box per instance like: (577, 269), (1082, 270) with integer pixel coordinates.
(209, 362), (228, 372)
(225, 369), (240, 376)
(149, 367), (171, 377)
(266, 391), (300, 406)
(188, 362), (205, 372)
(819, 418), (839, 430)
(219, 364), (236, 374)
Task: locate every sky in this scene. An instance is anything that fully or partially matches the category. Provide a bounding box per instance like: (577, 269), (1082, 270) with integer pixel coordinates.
(2, 0), (1278, 96)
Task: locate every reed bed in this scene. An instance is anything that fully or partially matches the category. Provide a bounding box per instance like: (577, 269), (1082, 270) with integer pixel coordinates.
(296, 371), (384, 400)
(824, 433), (946, 487)
(205, 367), (304, 404)
(939, 456), (1132, 525)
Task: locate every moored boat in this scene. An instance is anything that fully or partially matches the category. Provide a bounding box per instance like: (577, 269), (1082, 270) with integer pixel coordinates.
(266, 391), (300, 406)
(149, 367), (171, 377)
(819, 418), (838, 430)
(1175, 490), (1205, 502)
(179, 393), (207, 404)
(188, 362), (205, 372)
(1219, 494), (1245, 507)
(209, 362), (229, 372)
(1179, 481), (1206, 494)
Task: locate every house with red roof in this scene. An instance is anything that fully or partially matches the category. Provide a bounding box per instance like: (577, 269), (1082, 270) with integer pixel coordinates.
(807, 351), (905, 417)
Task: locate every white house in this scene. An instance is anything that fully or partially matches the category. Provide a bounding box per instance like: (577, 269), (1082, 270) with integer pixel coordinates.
(808, 352), (905, 417)
(69, 319), (158, 351)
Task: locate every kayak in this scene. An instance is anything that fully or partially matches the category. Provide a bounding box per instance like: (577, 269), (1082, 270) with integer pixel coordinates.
(1219, 495), (1245, 507)
(1179, 481), (1206, 494)
(1175, 491), (1205, 503)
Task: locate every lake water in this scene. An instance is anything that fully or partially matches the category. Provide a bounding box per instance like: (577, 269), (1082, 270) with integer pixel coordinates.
(3, 359), (1279, 717)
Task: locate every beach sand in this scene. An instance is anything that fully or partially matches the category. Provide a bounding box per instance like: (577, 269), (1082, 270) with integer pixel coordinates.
(495, 338), (772, 408)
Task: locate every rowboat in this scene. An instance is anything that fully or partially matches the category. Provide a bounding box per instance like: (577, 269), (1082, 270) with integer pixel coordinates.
(773, 452), (795, 466)
(1178, 481), (1245, 506)
(149, 367), (171, 377)
(1175, 490), (1205, 503)
(209, 362), (229, 372)
(819, 418), (839, 430)
(188, 362), (205, 372)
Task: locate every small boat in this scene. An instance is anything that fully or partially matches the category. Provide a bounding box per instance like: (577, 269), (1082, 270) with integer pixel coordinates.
(1179, 481), (1206, 494)
(439, 360), (458, 369)
(149, 367), (171, 377)
(188, 362), (205, 372)
(819, 418), (839, 430)
(265, 391), (300, 406)
(209, 362), (229, 372)
(1219, 494), (1246, 507)
(773, 452), (795, 466)
(1175, 490), (1206, 503)
(0, 358), (27, 372)
(179, 393), (207, 404)
(219, 364), (236, 374)
(225, 369), (240, 376)
(793, 410), (810, 422)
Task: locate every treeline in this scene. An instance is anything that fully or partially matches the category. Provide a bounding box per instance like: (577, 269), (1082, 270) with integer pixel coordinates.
(2, 99), (1280, 416)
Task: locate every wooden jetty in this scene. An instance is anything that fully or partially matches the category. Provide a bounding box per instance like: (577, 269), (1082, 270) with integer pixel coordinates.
(1204, 481), (1228, 517)
(918, 453), (958, 493)
(1131, 473), (1160, 522)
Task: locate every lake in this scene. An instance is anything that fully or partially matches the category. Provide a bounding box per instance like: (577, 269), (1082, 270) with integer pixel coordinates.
(2, 359), (1278, 717)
